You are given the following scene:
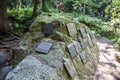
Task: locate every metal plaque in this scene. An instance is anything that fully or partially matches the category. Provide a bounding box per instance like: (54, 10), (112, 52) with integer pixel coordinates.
(80, 41), (87, 49)
(74, 42), (82, 54)
(67, 23), (77, 36)
(67, 43), (77, 58)
(64, 58), (76, 78)
(35, 42), (53, 54)
(79, 27), (87, 38)
(79, 51), (87, 64)
(43, 23), (55, 35)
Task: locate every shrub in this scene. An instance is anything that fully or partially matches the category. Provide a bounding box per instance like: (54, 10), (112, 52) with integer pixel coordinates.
(7, 7), (33, 33)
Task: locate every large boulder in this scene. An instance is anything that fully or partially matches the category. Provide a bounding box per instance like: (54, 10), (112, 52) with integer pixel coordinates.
(6, 13), (99, 80)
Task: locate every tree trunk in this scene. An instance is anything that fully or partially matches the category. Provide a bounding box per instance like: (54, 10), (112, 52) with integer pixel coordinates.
(0, 0), (11, 34)
(41, 0), (47, 12)
(32, 0), (39, 17)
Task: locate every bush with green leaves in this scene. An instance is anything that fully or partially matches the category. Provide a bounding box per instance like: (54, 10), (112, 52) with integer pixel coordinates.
(8, 7), (33, 22)
(7, 7), (33, 33)
(72, 12), (102, 27)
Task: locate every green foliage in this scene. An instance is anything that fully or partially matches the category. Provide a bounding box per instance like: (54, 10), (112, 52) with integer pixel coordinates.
(7, 7), (33, 33)
(75, 13), (102, 27)
(8, 7), (33, 21)
(72, 12), (120, 44)
(105, 0), (120, 20)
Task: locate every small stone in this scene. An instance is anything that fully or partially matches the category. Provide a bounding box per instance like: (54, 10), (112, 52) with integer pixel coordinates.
(0, 52), (11, 68)
(0, 66), (13, 80)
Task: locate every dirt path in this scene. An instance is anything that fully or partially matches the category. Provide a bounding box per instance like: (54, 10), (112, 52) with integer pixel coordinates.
(94, 36), (120, 80)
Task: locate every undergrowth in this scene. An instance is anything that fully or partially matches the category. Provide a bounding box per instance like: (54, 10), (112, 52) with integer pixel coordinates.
(7, 7), (34, 33)
(72, 11), (120, 45)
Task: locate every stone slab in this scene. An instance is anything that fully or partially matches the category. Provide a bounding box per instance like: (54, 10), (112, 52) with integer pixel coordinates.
(43, 23), (55, 35)
(87, 34), (93, 47)
(64, 58), (76, 78)
(67, 23), (77, 36)
(79, 27), (87, 38)
(79, 51), (87, 64)
(89, 32), (94, 39)
(35, 42), (53, 54)
(80, 41), (87, 49)
(74, 42), (82, 54)
(67, 43), (77, 58)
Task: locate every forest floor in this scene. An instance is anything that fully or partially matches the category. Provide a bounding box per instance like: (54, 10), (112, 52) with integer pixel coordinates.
(94, 36), (120, 80)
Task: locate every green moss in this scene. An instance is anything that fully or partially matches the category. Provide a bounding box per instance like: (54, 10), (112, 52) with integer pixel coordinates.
(59, 25), (69, 36)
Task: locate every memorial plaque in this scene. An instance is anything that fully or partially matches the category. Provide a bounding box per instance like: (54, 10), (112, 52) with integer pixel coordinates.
(79, 27), (87, 38)
(35, 42), (53, 54)
(87, 34), (93, 47)
(67, 43), (77, 58)
(43, 23), (55, 35)
(79, 51), (87, 64)
(64, 58), (76, 78)
(74, 42), (82, 54)
(80, 41), (87, 49)
(89, 32), (94, 39)
(67, 23), (77, 36)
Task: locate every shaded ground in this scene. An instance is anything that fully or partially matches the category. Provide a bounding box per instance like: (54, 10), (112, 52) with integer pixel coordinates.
(94, 36), (120, 80)
(0, 34), (21, 80)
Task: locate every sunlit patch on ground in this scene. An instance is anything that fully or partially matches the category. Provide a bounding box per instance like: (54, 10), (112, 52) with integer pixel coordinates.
(94, 37), (120, 80)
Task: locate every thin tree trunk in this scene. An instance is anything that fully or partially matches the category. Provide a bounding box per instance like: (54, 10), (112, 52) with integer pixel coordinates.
(32, 0), (39, 17)
(0, 0), (11, 34)
(42, 0), (47, 12)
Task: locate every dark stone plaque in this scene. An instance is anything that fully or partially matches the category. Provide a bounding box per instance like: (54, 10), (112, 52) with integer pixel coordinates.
(35, 42), (53, 54)
(67, 43), (77, 58)
(80, 41), (87, 49)
(74, 42), (82, 54)
(43, 23), (55, 36)
(67, 23), (77, 36)
(79, 51), (87, 64)
(64, 58), (76, 78)
(79, 27), (87, 38)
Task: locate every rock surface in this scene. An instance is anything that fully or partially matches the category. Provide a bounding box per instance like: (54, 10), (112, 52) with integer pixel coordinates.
(6, 55), (58, 80)
(6, 13), (99, 80)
